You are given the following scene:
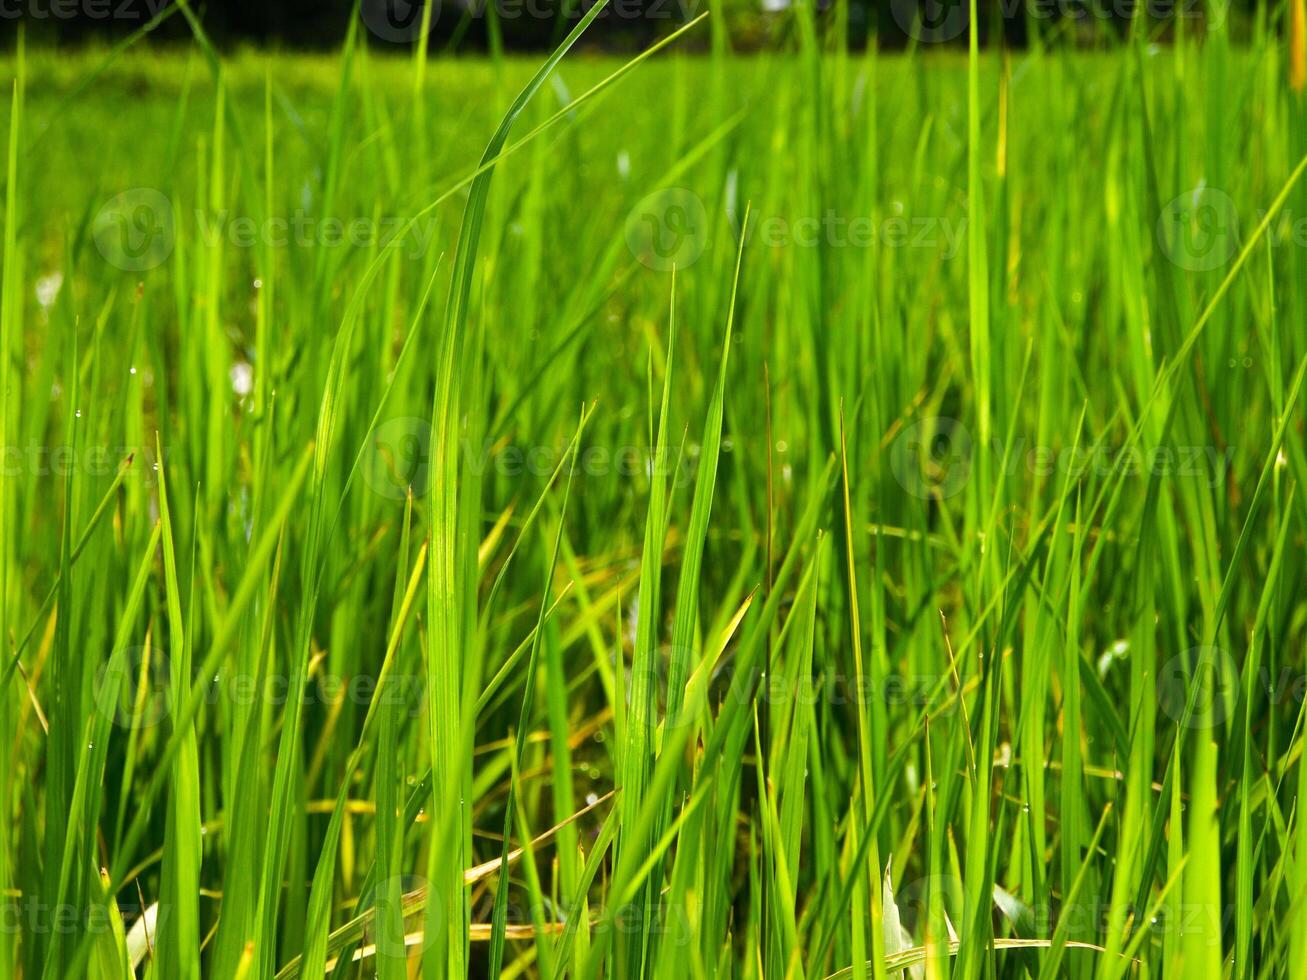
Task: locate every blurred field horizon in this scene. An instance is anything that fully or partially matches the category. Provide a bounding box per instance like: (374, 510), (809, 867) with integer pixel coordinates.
(0, 0), (1263, 52)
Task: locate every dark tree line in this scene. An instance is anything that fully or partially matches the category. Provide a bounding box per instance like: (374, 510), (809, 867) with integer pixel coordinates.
(0, 0), (1258, 51)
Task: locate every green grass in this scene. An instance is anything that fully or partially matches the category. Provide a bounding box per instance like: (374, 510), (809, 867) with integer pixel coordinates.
(3, 3), (1307, 977)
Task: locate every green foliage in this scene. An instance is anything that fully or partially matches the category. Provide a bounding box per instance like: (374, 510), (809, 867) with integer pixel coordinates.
(2, 5), (1307, 978)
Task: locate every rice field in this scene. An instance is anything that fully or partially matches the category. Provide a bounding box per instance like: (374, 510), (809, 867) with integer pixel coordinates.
(3, 2), (1307, 977)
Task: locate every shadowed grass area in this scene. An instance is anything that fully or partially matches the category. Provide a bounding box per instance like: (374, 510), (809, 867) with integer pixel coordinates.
(2, 4), (1307, 977)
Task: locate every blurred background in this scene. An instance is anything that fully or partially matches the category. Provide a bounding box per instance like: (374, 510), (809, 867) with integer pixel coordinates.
(0, 0), (1261, 52)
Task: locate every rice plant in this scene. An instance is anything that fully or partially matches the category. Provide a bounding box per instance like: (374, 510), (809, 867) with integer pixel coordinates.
(2, 0), (1307, 976)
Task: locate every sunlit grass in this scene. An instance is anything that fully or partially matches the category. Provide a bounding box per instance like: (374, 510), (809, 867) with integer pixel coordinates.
(2, 4), (1307, 978)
